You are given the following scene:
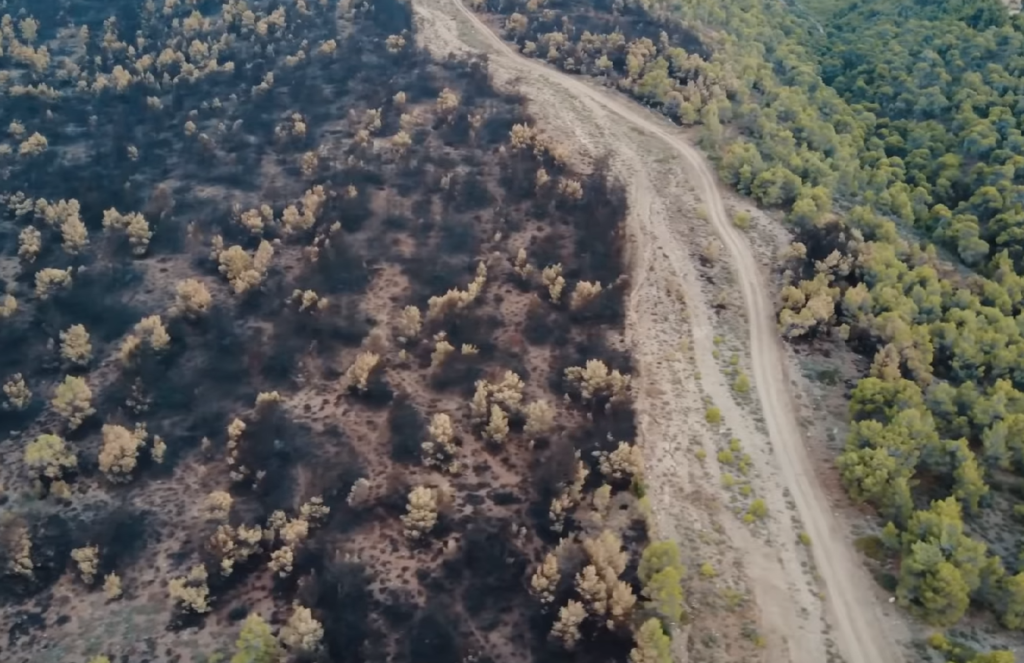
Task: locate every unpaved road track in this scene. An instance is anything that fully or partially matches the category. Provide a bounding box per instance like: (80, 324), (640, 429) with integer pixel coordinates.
(414, 2), (906, 662)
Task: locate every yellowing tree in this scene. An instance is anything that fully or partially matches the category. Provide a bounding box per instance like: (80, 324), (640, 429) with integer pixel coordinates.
(777, 273), (840, 338)
(423, 412), (460, 473)
(171, 279), (212, 318)
(3, 374), (31, 411)
(523, 400), (556, 439)
(51, 375), (95, 429)
(394, 305), (422, 342)
(401, 486), (438, 539)
(565, 360), (631, 404)
(345, 352), (380, 394)
(119, 315), (171, 364)
(484, 404), (510, 443)
(24, 433), (77, 480)
(550, 600), (587, 649)
(104, 573), (123, 600)
(436, 88), (460, 121)
(98, 424), (147, 482)
(60, 212), (89, 255)
(218, 241), (274, 294)
(279, 604), (323, 653)
(102, 208), (152, 255)
(529, 552), (560, 604)
(569, 281), (603, 311)
(35, 267), (73, 300)
(59, 324), (93, 367)
(168, 564), (212, 614)
(203, 491), (234, 521)
(71, 545), (99, 584)
(597, 441), (644, 482)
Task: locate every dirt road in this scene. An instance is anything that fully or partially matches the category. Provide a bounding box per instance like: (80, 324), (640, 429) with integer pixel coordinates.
(412, 2), (906, 662)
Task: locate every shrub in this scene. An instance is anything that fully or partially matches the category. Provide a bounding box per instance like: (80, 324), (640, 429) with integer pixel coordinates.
(705, 406), (722, 424)
(853, 535), (886, 561)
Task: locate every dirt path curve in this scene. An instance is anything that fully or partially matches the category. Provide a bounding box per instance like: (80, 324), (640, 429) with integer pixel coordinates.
(413, 3), (906, 662)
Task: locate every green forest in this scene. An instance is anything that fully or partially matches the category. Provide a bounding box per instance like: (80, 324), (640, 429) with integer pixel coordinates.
(472, 0), (1024, 650)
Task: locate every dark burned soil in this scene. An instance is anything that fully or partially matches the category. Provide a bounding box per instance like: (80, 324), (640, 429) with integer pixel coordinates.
(0, 0), (653, 661)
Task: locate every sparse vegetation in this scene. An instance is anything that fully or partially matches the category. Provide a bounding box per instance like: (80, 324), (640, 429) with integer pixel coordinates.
(0, 0), (642, 661)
